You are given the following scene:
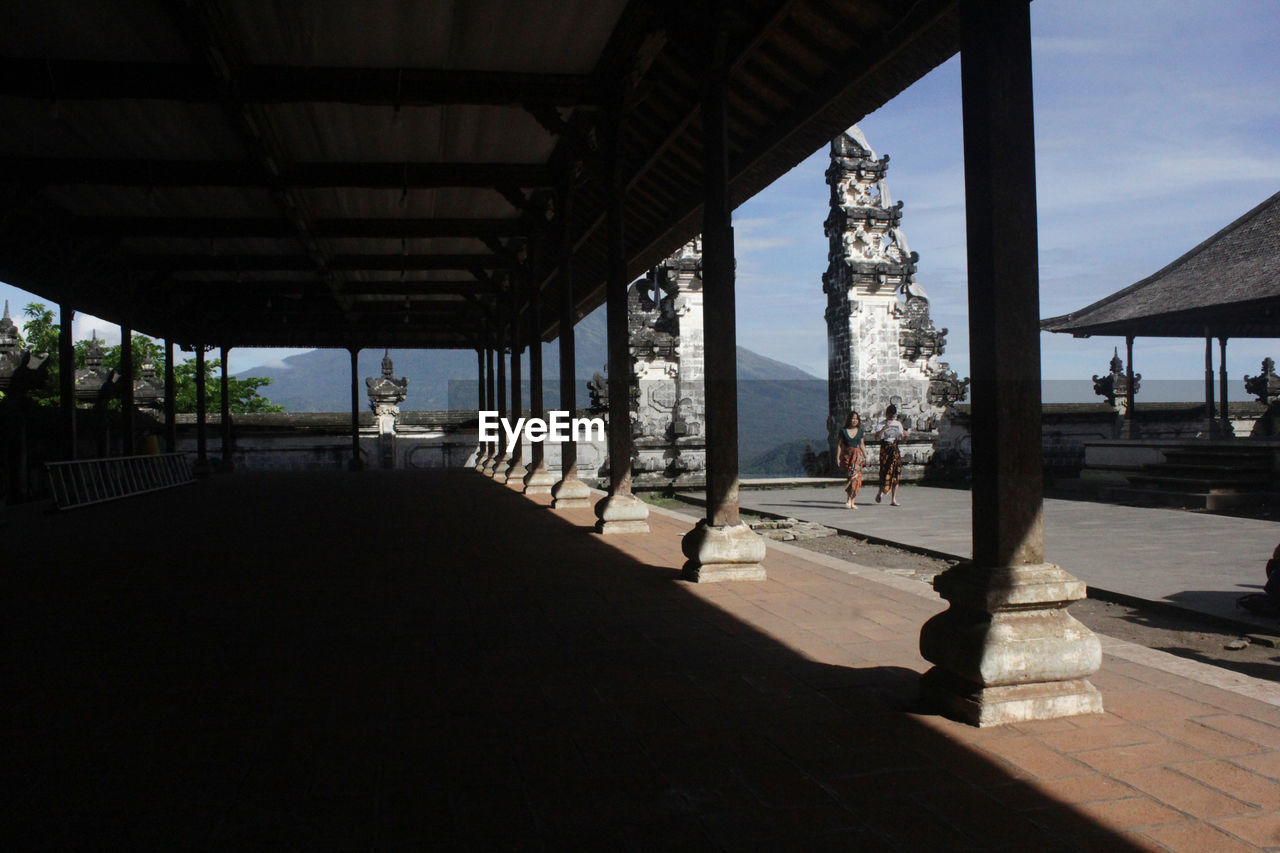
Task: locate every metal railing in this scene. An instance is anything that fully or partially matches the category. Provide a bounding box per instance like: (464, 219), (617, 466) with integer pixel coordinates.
(46, 453), (193, 510)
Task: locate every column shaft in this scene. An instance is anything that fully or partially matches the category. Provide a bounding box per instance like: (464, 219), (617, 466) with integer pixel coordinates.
(1125, 335), (1137, 439)
(679, 34), (764, 580)
(593, 105), (648, 533)
(194, 346), (209, 477)
(491, 308), (509, 481)
(120, 325), (135, 456)
(552, 183), (591, 508)
(919, 0), (1101, 726)
(1205, 333), (1215, 423)
(219, 345), (233, 472)
(164, 338), (177, 452)
(349, 348), (362, 470)
(59, 303), (76, 460)
(1219, 337), (1231, 435)
(506, 287), (527, 482)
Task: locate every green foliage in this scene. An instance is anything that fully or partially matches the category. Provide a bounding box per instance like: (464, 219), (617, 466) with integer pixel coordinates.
(173, 357), (284, 414)
(16, 302), (284, 414)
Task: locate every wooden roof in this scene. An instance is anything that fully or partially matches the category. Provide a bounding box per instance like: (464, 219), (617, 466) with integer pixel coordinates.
(1042, 190), (1280, 339)
(0, 0), (961, 350)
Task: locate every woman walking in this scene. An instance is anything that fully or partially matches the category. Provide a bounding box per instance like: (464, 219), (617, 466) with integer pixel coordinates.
(874, 404), (904, 506)
(836, 411), (867, 509)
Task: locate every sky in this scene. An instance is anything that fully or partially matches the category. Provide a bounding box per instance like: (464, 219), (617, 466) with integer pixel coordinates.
(3, 0), (1278, 394)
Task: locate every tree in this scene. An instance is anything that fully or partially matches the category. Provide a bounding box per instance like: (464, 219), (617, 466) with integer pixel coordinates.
(173, 356), (284, 414)
(17, 303), (284, 414)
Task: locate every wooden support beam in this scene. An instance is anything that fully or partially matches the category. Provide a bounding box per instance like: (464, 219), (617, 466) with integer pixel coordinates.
(3, 58), (599, 107)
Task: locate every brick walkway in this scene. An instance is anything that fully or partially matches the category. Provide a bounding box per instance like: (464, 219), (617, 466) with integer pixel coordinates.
(4, 470), (1280, 849)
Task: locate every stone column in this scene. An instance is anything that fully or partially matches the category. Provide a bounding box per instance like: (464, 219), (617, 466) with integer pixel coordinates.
(505, 287), (528, 485)
(682, 45), (763, 580)
(919, 0), (1101, 727)
(193, 346), (211, 478)
(1219, 337), (1232, 437)
(164, 338), (177, 453)
(489, 307), (509, 481)
(59, 303), (76, 459)
(218, 345), (234, 472)
(348, 347), (363, 470)
(524, 272), (556, 494)
(1125, 335), (1138, 440)
(552, 183), (591, 508)
(594, 106), (649, 534)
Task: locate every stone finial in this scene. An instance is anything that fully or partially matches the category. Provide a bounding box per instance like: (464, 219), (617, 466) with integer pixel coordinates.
(1092, 347), (1139, 409)
(366, 349), (408, 413)
(1245, 357), (1280, 405)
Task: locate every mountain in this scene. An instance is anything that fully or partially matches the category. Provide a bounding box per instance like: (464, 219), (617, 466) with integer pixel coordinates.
(240, 305), (828, 476)
(242, 307), (611, 412)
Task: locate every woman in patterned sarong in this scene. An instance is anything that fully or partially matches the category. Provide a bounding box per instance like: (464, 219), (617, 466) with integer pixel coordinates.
(874, 404), (905, 506)
(837, 411), (867, 509)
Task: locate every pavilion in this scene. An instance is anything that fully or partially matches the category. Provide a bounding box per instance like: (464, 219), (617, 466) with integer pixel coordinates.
(0, 0), (1093, 728)
(1043, 189), (1280, 438)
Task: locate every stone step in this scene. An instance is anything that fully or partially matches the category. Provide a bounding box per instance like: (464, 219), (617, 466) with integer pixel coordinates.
(1098, 484), (1273, 510)
(1127, 473), (1269, 491)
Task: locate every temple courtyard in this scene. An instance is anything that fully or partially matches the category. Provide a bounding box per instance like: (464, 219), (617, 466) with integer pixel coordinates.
(4, 469), (1280, 849)
(730, 483), (1280, 633)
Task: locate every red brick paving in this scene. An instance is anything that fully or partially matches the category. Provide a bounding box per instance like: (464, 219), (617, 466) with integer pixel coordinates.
(2, 469), (1279, 849)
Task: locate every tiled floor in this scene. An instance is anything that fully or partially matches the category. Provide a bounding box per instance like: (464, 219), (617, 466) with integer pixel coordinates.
(3, 469), (1279, 849)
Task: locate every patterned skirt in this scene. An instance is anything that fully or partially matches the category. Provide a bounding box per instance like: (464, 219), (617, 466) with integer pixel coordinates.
(841, 445), (865, 497)
(878, 443), (902, 493)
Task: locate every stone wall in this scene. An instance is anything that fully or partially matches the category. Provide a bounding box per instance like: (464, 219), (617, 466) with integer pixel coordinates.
(929, 401), (1268, 481)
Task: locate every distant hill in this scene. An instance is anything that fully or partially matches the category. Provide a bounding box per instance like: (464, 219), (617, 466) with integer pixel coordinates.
(742, 436), (828, 477)
(240, 304), (828, 476)
(242, 307), (611, 412)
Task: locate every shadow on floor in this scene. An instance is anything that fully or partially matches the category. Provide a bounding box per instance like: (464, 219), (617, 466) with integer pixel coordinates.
(1, 470), (1152, 849)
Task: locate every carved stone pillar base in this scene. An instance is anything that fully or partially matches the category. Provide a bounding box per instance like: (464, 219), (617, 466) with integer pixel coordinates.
(483, 452), (502, 478)
(594, 492), (650, 534)
(551, 476), (591, 508)
(505, 460), (528, 486)
(919, 562), (1103, 727)
(490, 454), (508, 482)
(523, 463), (556, 495)
(474, 447), (488, 471)
(681, 520), (767, 582)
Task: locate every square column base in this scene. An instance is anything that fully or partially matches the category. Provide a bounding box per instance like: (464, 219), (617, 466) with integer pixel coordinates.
(505, 462), (528, 486)
(594, 493), (650, 534)
(681, 520), (767, 582)
(523, 464), (556, 495)
(921, 668), (1103, 728)
(551, 477), (591, 509)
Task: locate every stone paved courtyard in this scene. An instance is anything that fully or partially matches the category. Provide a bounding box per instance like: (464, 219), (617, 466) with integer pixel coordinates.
(4, 470), (1280, 849)
(731, 483), (1280, 633)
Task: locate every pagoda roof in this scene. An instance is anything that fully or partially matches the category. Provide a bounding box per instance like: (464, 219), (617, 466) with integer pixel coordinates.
(1041, 190), (1280, 338)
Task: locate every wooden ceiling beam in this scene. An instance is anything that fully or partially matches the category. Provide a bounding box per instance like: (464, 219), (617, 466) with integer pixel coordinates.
(134, 253), (513, 272)
(69, 216), (525, 240)
(7, 158), (555, 189)
(3, 58), (599, 107)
